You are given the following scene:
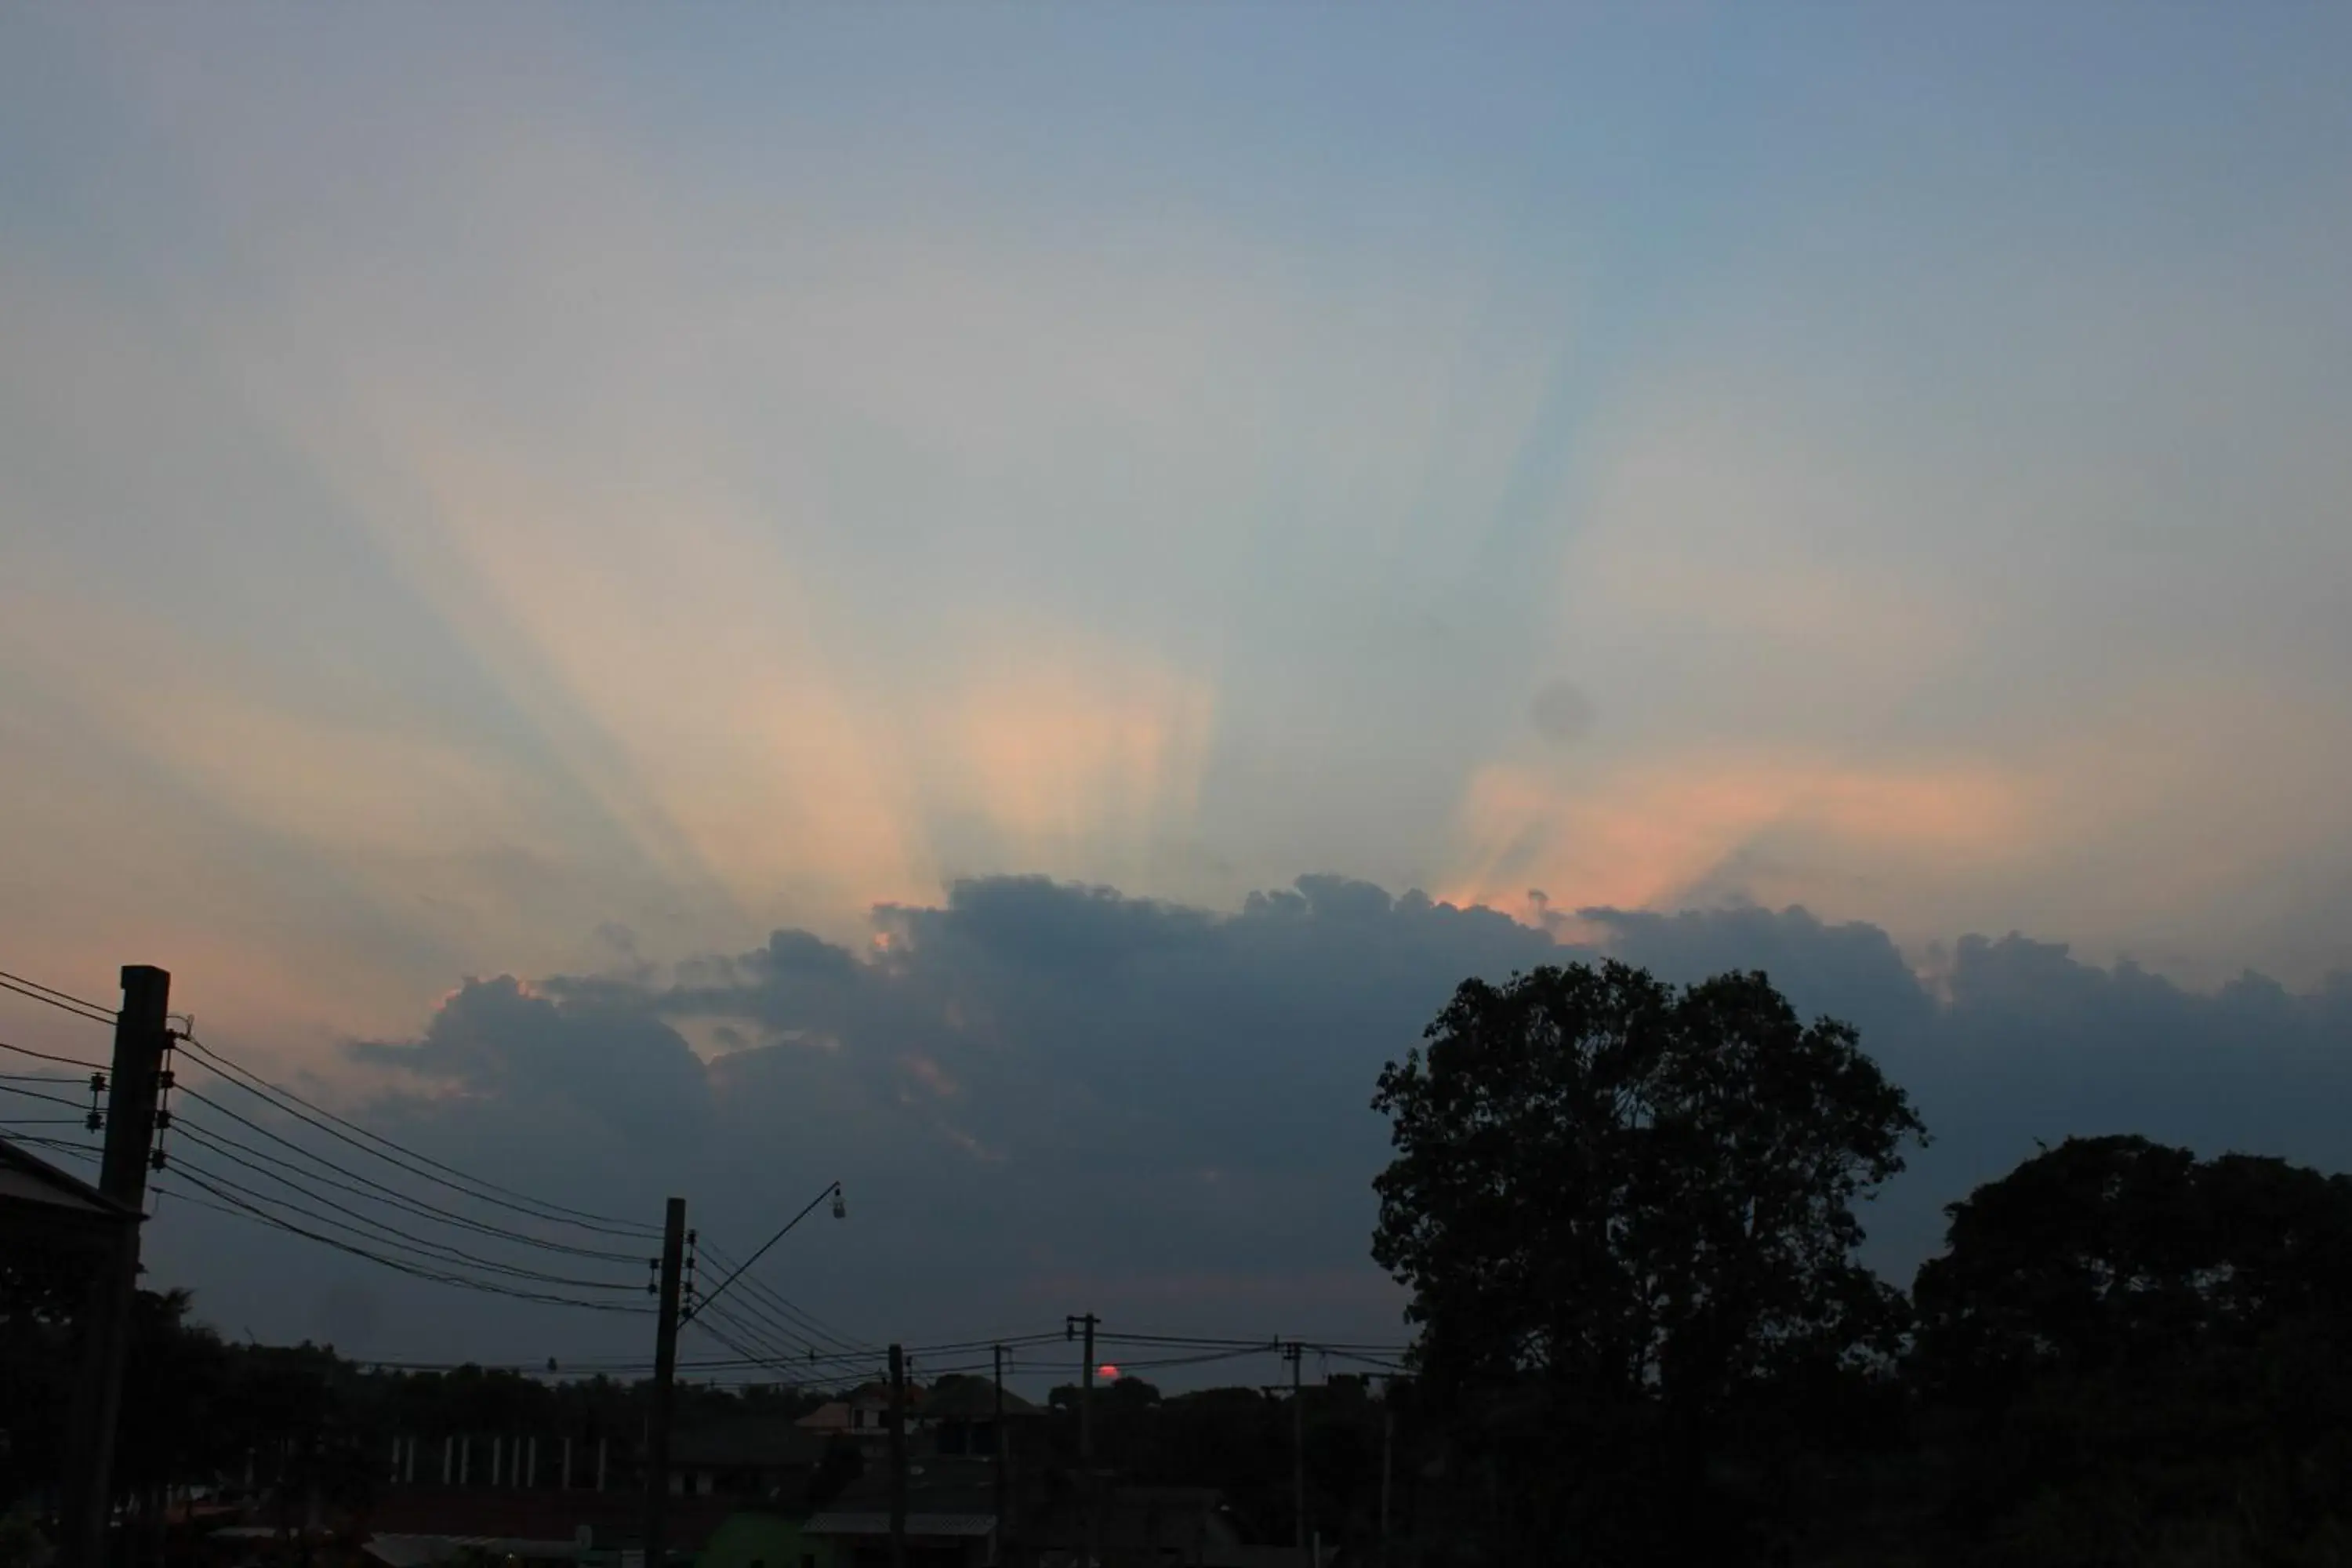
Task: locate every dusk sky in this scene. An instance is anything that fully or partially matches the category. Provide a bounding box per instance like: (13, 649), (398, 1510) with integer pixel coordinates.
(4, 5), (2350, 1379)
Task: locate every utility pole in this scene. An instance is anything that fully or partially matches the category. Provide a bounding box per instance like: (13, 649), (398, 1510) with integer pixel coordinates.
(641, 1197), (686, 1568)
(1066, 1314), (1099, 1567)
(1065, 1314), (1099, 1459)
(59, 964), (171, 1568)
(887, 1344), (908, 1568)
(1285, 1341), (1306, 1554)
(992, 1344), (1007, 1564)
(1378, 1401), (1395, 1568)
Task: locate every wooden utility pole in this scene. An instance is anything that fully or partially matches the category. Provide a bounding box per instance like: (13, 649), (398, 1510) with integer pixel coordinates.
(1067, 1314), (1099, 1566)
(1285, 1341), (1306, 1553)
(888, 1344), (908, 1568)
(59, 964), (171, 1568)
(992, 1344), (1008, 1563)
(641, 1197), (687, 1568)
(1378, 1403), (1395, 1568)
(1067, 1314), (1099, 1459)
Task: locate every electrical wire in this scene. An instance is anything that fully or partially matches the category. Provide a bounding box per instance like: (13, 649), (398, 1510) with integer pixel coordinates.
(0, 1037), (107, 1073)
(1097, 1346), (1275, 1374)
(684, 1283), (834, 1363)
(684, 1313), (774, 1372)
(697, 1237), (869, 1353)
(0, 971), (117, 1027)
(576, 1331), (1065, 1377)
(174, 1328), (1407, 1387)
(176, 1035), (659, 1239)
(688, 1299), (836, 1390)
(165, 1167), (655, 1316)
(165, 1146), (644, 1293)
(698, 1238), (848, 1335)
(0, 1129), (98, 1159)
(0, 1083), (94, 1115)
(687, 1298), (862, 1394)
(173, 1079), (665, 1263)
(690, 1183), (840, 1322)
(170, 1118), (648, 1265)
(1095, 1329), (1412, 1354)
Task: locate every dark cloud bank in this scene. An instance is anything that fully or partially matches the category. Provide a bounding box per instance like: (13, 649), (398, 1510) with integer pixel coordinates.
(155, 875), (2352, 1372)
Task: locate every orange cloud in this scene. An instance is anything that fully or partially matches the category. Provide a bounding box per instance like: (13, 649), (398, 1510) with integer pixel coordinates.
(1439, 753), (2035, 916)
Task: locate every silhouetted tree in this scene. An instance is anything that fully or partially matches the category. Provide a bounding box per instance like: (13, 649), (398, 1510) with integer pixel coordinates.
(1371, 962), (1924, 1563)
(1912, 1135), (2352, 1563)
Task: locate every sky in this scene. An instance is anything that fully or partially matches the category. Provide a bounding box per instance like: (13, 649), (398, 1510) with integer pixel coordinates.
(2, 4), (2350, 1385)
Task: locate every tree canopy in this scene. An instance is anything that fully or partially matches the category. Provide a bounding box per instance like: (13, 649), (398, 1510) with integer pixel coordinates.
(1911, 1135), (2352, 1561)
(1370, 961), (1924, 1559)
(1372, 962), (1923, 1406)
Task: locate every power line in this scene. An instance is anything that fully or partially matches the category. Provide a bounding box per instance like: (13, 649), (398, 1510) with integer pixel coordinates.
(165, 1167), (655, 1316)
(165, 1144), (644, 1294)
(344, 1329), (1366, 1384)
(684, 1278), (836, 1363)
(687, 1300), (834, 1390)
(681, 1312), (774, 1373)
(697, 1237), (869, 1353)
(637, 1332), (1065, 1375)
(0, 1037), (107, 1073)
(0, 1133), (100, 1161)
(1095, 1330), (1412, 1354)
(170, 1118), (647, 1265)
(690, 1182), (841, 1321)
(1099, 1346), (1275, 1374)
(177, 1034), (659, 1239)
(173, 1074), (660, 1254)
(0, 971), (117, 1028)
(0, 1083), (95, 1115)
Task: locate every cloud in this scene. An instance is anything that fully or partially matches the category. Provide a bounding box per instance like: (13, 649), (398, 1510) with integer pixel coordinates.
(1439, 751), (2032, 919)
(351, 975), (714, 1145)
(130, 874), (2350, 1372)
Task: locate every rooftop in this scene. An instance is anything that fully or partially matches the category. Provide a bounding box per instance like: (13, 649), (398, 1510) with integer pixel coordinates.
(669, 1418), (834, 1469)
(804, 1513), (994, 1541)
(0, 1132), (140, 1246)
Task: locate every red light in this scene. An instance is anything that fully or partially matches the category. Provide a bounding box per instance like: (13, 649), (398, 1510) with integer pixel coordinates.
(1098, 1363), (1119, 1379)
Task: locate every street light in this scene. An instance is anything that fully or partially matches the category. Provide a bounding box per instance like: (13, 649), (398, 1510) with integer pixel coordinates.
(688, 1180), (845, 1321)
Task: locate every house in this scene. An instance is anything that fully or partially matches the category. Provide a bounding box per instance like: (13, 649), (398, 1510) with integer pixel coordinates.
(801, 1457), (998, 1568)
(1022, 1485), (1251, 1568)
(0, 1128), (140, 1253)
(1, 1131), (143, 1551)
(667, 1419), (838, 1502)
(794, 1383), (918, 1446)
(921, 1376), (1044, 1461)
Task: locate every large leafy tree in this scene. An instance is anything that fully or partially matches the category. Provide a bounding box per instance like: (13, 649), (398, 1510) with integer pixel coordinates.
(1370, 962), (1923, 1559)
(1914, 1134), (2352, 1385)
(1912, 1136), (2352, 1559)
